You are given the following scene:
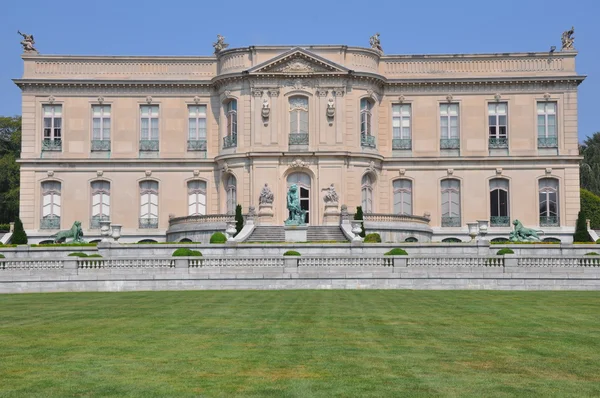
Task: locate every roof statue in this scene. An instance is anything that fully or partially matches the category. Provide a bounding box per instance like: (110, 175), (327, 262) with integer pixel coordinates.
(18, 30), (37, 53)
(369, 33), (383, 52)
(561, 26), (575, 51)
(259, 183), (274, 205)
(213, 34), (229, 53)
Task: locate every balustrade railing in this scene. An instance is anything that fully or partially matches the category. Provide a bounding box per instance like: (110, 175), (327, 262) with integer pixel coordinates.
(40, 216), (60, 230)
(407, 257), (504, 267)
(517, 257), (600, 267)
(440, 138), (460, 149)
(488, 137), (508, 149)
(289, 133), (309, 146)
(91, 140), (111, 152)
(223, 134), (237, 148)
(441, 216), (461, 227)
(537, 137), (558, 148)
(364, 213), (431, 224)
(90, 215), (110, 229)
(0, 260), (64, 270)
(139, 217), (159, 229)
(490, 216), (510, 227)
(199, 258), (284, 267)
(169, 214), (234, 227)
(299, 257), (393, 267)
(392, 138), (412, 150)
(139, 139), (159, 151)
(78, 258), (175, 269)
(539, 216), (559, 227)
(42, 139), (62, 151)
(187, 139), (207, 151)
(361, 134), (376, 148)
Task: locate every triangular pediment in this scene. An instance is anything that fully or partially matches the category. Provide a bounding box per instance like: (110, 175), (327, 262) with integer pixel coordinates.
(247, 48), (350, 75)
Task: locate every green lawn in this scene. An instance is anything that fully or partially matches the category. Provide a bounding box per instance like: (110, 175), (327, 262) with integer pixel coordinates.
(1, 291), (599, 397)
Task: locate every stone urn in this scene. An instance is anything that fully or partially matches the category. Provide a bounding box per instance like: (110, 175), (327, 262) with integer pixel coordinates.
(477, 220), (489, 240)
(351, 220), (364, 241)
(225, 220), (237, 240)
(100, 220), (112, 243)
(110, 224), (122, 243)
(466, 222), (479, 242)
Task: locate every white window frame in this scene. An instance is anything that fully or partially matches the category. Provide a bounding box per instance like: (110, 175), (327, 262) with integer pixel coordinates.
(393, 179), (412, 215)
(537, 101), (557, 138)
(289, 96), (309, 135)
(43, 105), (62, 141)
(361, 174), (374, 213)
(188, 105), (207, 141)
(41, 181), (61, 225)
(392, 104), (411, 139)
(140, 105), (159, 140)
(92, 105), (111, 141)
(226, 175), (237, 215)
(539, 178), (559, 218)
(91, 181), (110, 219)
(139, 181), (159, 223)
(489, 179), (509, 219)
(441, 179), (461, 225)
(439, 103), (460, 139)
(226, 100), (237, 138)
(187, 180), (207, 216)
(360, 98), (373, 136)
(488, 102), (508, 139)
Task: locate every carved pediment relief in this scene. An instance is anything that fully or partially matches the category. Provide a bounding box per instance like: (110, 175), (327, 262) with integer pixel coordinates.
(248, 48), (349, 75)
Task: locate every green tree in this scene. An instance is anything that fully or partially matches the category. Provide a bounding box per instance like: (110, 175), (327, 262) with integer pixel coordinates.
(581, 188), (600, 230)
(234, 204), (243, 236)
(0, 116), (21, 224)
(580, 132), (600, 196)
(573, 211), (590, 242)
(353, 206), (366, 237)
(11, 217), (27, 245)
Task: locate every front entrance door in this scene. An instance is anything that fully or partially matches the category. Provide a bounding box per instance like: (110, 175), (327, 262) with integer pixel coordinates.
(287, 172), (311, 224)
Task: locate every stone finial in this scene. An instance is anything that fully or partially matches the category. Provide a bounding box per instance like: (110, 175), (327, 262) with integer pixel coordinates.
(213, 34), (229, 53)
(561, 26), (575, 51)
(18, 31), (37, 53)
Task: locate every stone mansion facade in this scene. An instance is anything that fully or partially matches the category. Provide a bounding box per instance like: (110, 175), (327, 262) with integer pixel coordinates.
(14, 36), (585, 242)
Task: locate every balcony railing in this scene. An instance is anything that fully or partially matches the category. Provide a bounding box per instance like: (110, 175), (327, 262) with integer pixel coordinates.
(361, 134), (376, 148)
(392, 138), (412, 150)
(91, 140), (111, 152)
(289, 133), (309, 146)
(139, 217), (159, 229)
(489, 137), (508, 149)
(440, 138), (460, 150)
(223, 134), (237, 149)
(139, 140), (159, 152)
(441, 216), (461, 227)
(42, 139), (62, 152)
(540, 216), (559, 227)
(40, 215), (60, 230)
(90, 215), (110, 229)
(538, 137), (558, 148)
(187, 139), (207, 151)
(490, 216), (510, 227)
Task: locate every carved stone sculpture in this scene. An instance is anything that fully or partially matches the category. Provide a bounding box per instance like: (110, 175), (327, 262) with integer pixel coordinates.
(369, 33), (383, 52)
(213, 34), (229, 53)
(51, 221), (86, 244)
(285, 184), (306, 226)
(259, 183), (274, 205)
(509, 219), (543, 242)
(18, 31), (37, 53)
(561, 26), (575, 51)
(261, 98), (270, 119)
(326, 98), (335, 118)
(323, 184), (339, 204)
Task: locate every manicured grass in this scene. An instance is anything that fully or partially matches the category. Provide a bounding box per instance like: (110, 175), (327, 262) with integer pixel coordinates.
(1, 291), (600, 397)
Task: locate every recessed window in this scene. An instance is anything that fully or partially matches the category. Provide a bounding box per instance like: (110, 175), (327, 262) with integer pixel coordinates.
(226, 175), (237, 215)
(289, 96), (309, 146)
(490, 179), (509, 226)
(361, 174), (374, 213)
(488, 103), (508, 149)
(140, 181), (158, 229)
(393, 179), (412, 215)
(537, 102), (557, 148)
(92, 105), (111, 151)
(140, 105), (159, 151)
(188, 105), (207, 151)
(223, 100), (237, 148)
(91, 181), (110, 228)
(42, 105), (62, 151)
(441, 179), (460, 227)
(440, 104), (459, 149)
(188, 180), (207, 216)
(41, 181), (61, 229)
(392, 104), (411, 150)
(360, 98), (375, 148)
(539, 178), (559, 226)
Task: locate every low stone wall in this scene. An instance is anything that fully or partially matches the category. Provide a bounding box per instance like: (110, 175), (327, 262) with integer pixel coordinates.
(1, 255), (599, 293)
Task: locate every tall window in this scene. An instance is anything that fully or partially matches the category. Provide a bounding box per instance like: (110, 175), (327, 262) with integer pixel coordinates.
(289, 96), (309, 145)
(42, 105), (62, 151)
(188, 180), (207, 216)
(392, 104), (411, 149)
(539, 178), (559, 226)
(393, 179), (412, 215)
(490, 179), (509, 226)
(360, 98), (375, 148)
(91, 105), (111, 151)
(537, 102), (557, 148)
(139, 181), (158, 229)
(441, 179), (461, 227)
(91, 181), (110, 228)
(224, 100), (237, 148)
(226, 175), (237, 214)
(41, 181), (61, 229)
(440, 103), (459, 149)
(488, 103), (508, 148)
(361, 174), (374, 213)
(188, 105), (207, 151)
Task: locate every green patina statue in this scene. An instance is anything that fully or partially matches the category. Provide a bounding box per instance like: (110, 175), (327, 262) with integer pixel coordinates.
(509, 219), (544, 242)
(285, 184), (306, 226)
(52, 221), (86, 244)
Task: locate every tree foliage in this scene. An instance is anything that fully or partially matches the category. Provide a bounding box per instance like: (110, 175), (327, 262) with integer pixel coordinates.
(573, 211), (591, 243)
(11, 217), (27, 245)
(580, 132), (600, 196)
(581, 189), (600, 230)
(0, 116), (21, 224)
(234, 204), (243, 236)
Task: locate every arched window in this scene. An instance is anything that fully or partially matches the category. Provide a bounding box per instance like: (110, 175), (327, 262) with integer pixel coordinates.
(289, 96), (309, 145)
(139, 181), (158, 229)
(224, 100), (237, 148)
(226, 175), (237, 215)
(360, 98), (375, 148)
(361, 174), (374, 213)
(287, 172), (311, 224)
(441, 179), (461, 227)
(539, 178), (559, 226)
(490, 179), (509, 227)
(41, 181), (61, 229)
(188, 180), (207, 216)
(405, 237), (418, 243)
(393, 179), (412, 215)
(91, 181), (110, 229)
(442, 237), (462, 243)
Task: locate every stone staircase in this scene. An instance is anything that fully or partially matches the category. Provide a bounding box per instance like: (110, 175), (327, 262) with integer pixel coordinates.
(244, 226), (348, 242)
(307, 226), (348, 242)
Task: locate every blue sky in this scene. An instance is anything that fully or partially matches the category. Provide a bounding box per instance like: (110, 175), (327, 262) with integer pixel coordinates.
(1, 0), (598, 140)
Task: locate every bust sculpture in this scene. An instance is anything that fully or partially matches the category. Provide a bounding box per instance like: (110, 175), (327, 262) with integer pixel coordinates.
(561, 26), (575, 51)
(285, 184), (306, 225)
(323, 183), (339, 204)
(259, 183), (274, 205)
(18, 31), (37, 53)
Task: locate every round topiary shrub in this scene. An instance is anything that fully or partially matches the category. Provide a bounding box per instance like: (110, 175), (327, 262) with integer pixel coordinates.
(496, 248), (515, 255)
(87, 254), (103, 258)
(585, 252), (599, 256)
(172, 248), (202, 257)
(596, 239), (600, 244)
(384, 248), (408, 256)
(68, 252), (88, 257)
(283, 250), (301, 256)
(210, 232), (227, 244)
(364, 233), (382, 243)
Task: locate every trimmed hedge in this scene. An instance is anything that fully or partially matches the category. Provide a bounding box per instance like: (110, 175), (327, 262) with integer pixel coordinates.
(87, 254), (103, 258)
(597, 239), (600, 244)
(364, 233), (382, 243)
(496, 248), (515, 255)
(172, 248), (202, 257)
(574, 210), (591, 242)
(32, 243), (98, 247)
(11, 217), (27, 245)
(384, 248), (407, 256)
(585, 252), (599, 256)
(283, 250), (301, 256)
(210, 232), (227, 244)
(0, 254), (4, 259)
(68, 252), (89, 257)
(0, 224), (10, 232)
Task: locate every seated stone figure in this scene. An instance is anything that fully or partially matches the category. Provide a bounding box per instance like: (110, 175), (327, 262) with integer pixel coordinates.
(285, 184), (306, 225)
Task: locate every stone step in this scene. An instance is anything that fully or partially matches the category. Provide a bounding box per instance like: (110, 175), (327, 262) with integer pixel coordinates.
(245, 226), (348, 243)
(246, 226), (286, 242)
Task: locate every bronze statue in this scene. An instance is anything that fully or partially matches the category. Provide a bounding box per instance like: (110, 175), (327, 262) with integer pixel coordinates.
(285, 184), (306, 225)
